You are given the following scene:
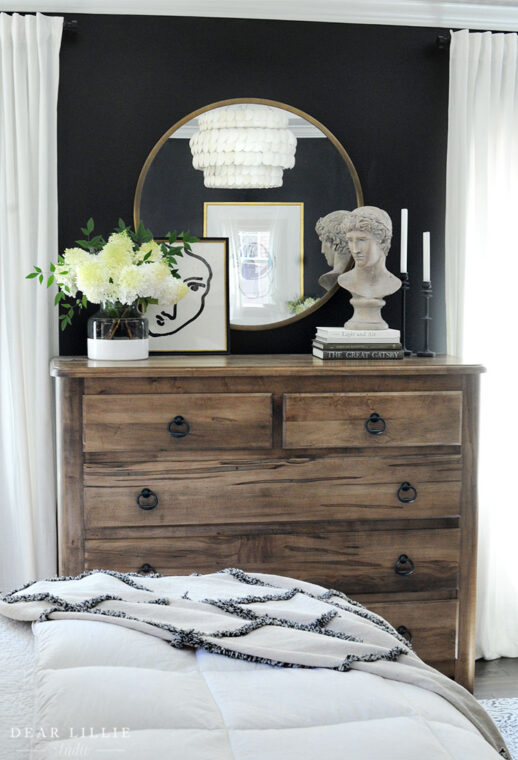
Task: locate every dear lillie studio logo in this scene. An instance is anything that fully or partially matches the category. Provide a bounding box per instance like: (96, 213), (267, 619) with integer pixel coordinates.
(10, 726), (131, 755)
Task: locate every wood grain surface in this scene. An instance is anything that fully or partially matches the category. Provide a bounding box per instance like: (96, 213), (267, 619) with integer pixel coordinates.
(283, 391), (462, 448)
(85, 528), (460, 594)
(83, 454), (462, 528)
(83, 393), (273, 451)
(51, 355), (486, 378)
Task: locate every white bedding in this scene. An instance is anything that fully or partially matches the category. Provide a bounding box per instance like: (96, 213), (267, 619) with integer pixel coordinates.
(0, 618), (501, 760)
(0, 616), (34, 760)
(0, 569), (509, 759)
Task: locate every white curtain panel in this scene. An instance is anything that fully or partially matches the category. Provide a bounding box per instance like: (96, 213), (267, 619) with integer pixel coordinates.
(0, 13), (62, 591)
(445, 29), (518, 658)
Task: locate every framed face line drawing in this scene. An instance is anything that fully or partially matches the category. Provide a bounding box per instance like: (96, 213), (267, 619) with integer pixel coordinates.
(147, 237), (229, 354)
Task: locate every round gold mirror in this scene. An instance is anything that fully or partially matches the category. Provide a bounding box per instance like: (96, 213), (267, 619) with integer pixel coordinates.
(134, 98), (363, 330)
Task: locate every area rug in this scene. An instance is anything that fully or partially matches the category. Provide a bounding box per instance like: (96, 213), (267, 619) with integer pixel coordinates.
(479, 699), (518, 759)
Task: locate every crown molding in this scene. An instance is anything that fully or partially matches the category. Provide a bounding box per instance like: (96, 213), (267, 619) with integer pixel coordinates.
(4, 1), (518, 32)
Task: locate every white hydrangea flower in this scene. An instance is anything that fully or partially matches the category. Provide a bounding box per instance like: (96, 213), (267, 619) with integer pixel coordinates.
(158, 278), (189, 305)
(75, 259), (110, 304)
(117, 264), (142, 304)
(136, 262), (171, 298)
(135, 241), (162, 263)
(100, 231), (134, 274)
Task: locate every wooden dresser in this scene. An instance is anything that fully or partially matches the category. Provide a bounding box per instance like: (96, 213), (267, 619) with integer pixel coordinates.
(51, 355), (483, 690)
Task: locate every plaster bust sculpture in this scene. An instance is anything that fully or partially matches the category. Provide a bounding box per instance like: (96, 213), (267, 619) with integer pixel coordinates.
(337, 206), (401, 330)
(315, 210), (351, 291)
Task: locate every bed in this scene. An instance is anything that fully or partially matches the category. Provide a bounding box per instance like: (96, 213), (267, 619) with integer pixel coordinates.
(0, 568), (510, 759)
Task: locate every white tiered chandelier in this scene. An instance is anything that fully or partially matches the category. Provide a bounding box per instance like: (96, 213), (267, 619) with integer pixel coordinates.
(189, 105), (297, 189)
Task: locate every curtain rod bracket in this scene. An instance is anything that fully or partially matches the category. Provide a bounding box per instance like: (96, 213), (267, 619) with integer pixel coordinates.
(64, 20), (79, 35)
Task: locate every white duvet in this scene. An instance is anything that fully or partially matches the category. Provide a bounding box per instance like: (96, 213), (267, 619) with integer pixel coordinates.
(0, 568), (509, 759)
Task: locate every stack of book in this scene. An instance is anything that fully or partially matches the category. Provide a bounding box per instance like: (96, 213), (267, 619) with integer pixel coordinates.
(313, 327), (403, 360)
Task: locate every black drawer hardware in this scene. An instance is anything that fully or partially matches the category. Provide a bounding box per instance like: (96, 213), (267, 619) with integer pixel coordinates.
(397, 482), (418, 503)
(136, 487), (159, 511)
(364, 412), (386, 435)
(394, 554), (415, 575)
(139, 563), (156, 574)
(397, 625), (413, 644)
(168, 415), (190, 438)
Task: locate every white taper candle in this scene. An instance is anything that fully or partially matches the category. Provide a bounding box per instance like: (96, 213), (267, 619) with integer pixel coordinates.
(400, 209), (408, 273)
(423, 232), (431, 282)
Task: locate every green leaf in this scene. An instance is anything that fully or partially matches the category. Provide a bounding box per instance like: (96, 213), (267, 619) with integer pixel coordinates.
(86, 217), (94, 235)
(76, 239), (91, 250)
(46, 275), (55, 288)
(49, 262), (56, 272)
(34, 266), (42, 273)
(82, 295), (87, 308)
(54, 292), (63, 305)
(38, 274), (43, 284)
(26, 272), (39, 279)
(62, 302), (72, 309)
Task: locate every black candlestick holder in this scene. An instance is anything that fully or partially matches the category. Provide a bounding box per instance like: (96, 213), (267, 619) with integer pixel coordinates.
(399, 272), (412, 356)
(416, 281), (436, 357)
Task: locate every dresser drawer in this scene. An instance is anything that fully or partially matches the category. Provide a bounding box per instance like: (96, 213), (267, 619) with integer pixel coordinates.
(84, 454), (462, 528)
(354, 598), (458, 677)
(85, 528), (459, 594)
(82, 393), (273, 452)
(283, 391), (462, 448)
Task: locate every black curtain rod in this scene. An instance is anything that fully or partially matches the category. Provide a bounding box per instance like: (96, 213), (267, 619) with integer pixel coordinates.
(61, 20), (450, 47)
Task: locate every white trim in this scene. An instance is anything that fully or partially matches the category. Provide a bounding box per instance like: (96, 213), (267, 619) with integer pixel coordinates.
(5, 1), (518, 32)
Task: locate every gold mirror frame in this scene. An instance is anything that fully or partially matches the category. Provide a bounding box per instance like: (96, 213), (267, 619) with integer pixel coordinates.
(134, 98), (364, 331)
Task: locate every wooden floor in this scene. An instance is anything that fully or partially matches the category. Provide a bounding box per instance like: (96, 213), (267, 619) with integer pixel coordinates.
(475, 658), (518, 699)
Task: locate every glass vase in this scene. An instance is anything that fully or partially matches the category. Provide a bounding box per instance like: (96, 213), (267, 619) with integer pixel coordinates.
(87, 304), (149, 360)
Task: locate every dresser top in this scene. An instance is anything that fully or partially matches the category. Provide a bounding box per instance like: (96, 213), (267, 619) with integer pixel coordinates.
(50, 355), (485, 378)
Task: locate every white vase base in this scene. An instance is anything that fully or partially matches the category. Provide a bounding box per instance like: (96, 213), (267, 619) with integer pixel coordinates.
(87, 338), (149, 361)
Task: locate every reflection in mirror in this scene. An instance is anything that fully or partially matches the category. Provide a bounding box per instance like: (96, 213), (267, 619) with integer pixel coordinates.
(135, 100), (363, 329)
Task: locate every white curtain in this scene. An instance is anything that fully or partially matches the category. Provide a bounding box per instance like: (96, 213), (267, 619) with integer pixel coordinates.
(445, 29), (518, 659)
(0, 13), (62, 591)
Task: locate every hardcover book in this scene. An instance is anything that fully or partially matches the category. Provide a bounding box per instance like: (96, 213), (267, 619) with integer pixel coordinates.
(312, 347), (404, 360)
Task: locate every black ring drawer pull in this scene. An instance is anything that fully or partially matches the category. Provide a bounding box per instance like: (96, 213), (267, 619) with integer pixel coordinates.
(397, 482), (418, 503)
(139, 563), (156, 574)
(364, 412), (386, 435)
(394, 554), (415, 575)
(397, 625), (413, 644)
(136, 488), (159, 511)
(168, 415), (190, 438)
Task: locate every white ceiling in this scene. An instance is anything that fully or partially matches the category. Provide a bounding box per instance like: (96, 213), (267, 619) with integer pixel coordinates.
(4, 0), (518, 31)
(172, 112), (325, 139)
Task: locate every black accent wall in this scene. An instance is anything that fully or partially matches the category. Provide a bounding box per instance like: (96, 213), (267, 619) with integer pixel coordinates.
(54, 13), (449, 355)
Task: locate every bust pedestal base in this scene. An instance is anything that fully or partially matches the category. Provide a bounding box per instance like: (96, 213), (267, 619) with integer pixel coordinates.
(345, 296), (387, 330)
